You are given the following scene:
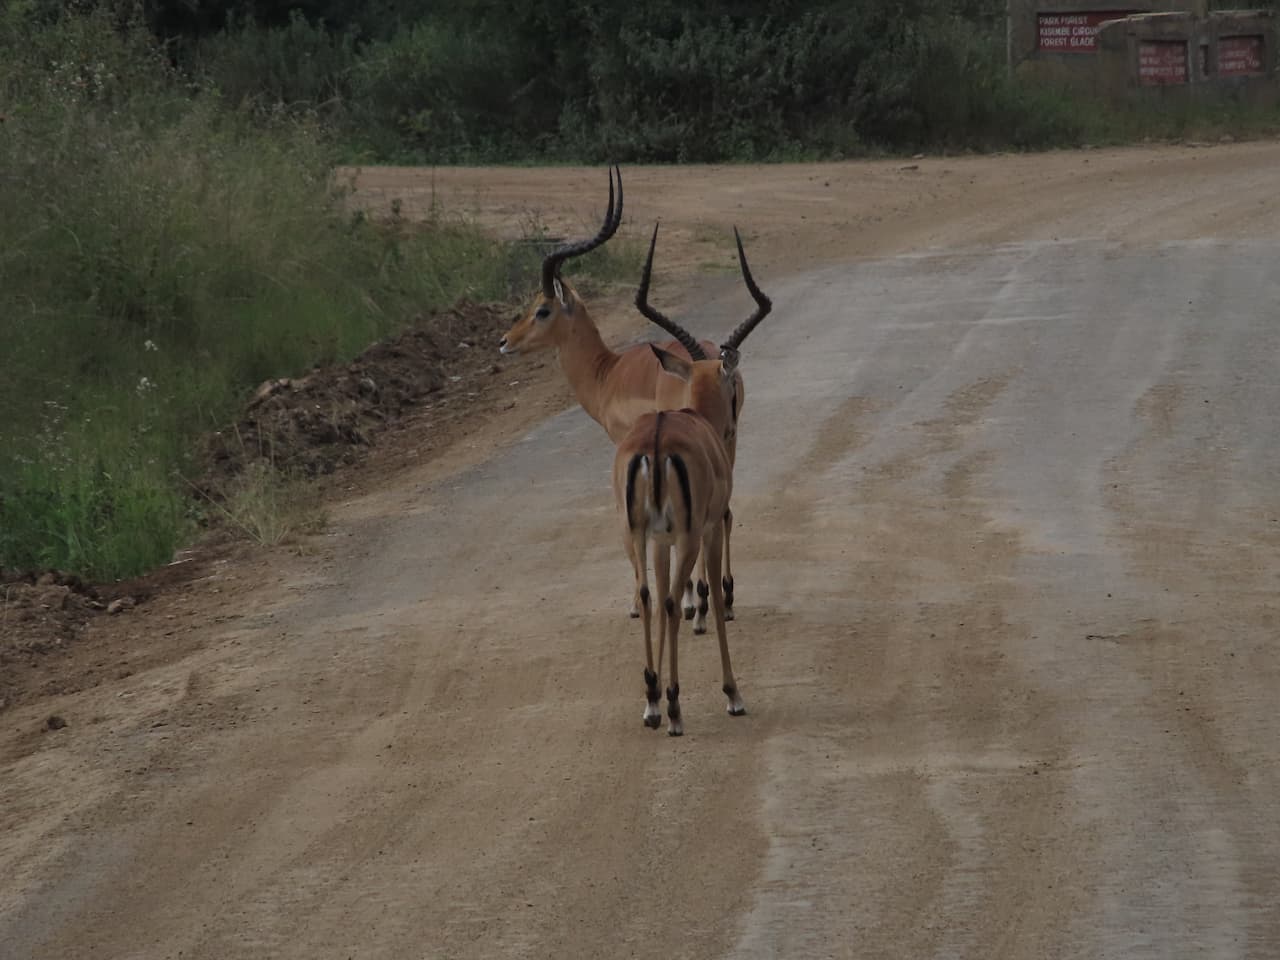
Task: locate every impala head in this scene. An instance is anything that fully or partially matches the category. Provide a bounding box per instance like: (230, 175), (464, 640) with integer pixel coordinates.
(636, 222), (772, 439)
(648, 343), (739, 433)
(499, 165), (623, 356)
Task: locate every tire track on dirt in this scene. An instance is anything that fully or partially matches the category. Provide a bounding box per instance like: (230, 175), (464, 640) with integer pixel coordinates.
(7, 153), (1280, 959)
(733, 368), (1084, 958)
(1097, 344), (1280, 954)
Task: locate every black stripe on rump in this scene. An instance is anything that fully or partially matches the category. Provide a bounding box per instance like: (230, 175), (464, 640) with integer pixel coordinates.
(652, 411), (665, 510)
(625, 453), (644, 529)
(669, 453), (693, 532)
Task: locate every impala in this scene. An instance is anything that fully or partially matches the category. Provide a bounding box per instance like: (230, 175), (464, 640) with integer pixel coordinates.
(614, 222), (772, 735)
(498, 167), (758, 629)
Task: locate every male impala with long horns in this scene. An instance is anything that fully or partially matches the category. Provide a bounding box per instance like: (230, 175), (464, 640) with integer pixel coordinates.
(499, 167), (759, 630)
(615, 222), (772, 735)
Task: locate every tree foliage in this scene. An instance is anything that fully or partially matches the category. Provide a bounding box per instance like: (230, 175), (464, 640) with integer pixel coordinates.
(146, 0), (1077, 161)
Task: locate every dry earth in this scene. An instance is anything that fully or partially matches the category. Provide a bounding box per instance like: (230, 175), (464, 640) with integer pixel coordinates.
(4, 140), (1280, 959)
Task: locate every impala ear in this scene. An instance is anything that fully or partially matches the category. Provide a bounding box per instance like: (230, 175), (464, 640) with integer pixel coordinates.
(552, 276), (567, 307)
(719, 346), (740, 377)
(650, 344), (692, 382)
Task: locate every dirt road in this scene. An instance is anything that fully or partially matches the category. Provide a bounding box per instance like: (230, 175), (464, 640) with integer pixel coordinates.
(5, 142), (1280, 958)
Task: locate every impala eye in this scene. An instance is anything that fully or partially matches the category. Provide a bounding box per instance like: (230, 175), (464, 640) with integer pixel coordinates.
(535, 306), (551, 320)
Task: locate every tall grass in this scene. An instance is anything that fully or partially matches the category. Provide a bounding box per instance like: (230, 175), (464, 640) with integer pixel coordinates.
(0, 8), (615, 580)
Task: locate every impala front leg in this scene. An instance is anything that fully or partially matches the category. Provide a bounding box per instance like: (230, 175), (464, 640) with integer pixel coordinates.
(693, 552), (710, 636)
(722, 507), (735, 621)
(666, 539), (701, 737)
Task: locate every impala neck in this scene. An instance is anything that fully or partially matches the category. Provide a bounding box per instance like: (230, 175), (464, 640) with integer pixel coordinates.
(683, 367), (736, 448)
(556, 304), (619, 425)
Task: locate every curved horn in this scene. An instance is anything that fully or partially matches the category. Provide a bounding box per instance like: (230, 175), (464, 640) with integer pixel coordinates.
(720, 226), (773, 352)
(541, 164), (624, 299)
(635, 222), (708, 362)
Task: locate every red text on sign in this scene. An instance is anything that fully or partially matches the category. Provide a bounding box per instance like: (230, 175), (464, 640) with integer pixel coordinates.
(1218, 35), (1265, 77)
(1138, 40), (1188, 85)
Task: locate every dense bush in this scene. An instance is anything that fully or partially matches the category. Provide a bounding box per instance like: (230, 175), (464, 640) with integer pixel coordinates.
(0, 7), (581, 578)
(194, 10), (359, 113)
(349, 20), (533, 161)
(181, 0), (1092, 162)
(136, 0), (1280, 162)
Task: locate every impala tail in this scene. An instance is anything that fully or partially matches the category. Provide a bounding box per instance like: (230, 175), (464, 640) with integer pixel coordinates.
(624, 412), (693, 538)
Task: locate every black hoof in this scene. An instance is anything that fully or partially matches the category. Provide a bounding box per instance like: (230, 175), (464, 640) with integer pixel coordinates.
(644, 714), (662, 729)
(724, 608), (735, 622)
(683, 607), (695, 621)
(728, 705), (747, 717)
(667, 727), (683, 737)
(693, 624), (707, 636)
(630, 610), (640, 619)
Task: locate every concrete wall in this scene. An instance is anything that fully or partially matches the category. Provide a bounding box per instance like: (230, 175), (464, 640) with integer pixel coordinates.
(1010, 0), (1201, 85)
(1095, 10), (1278, 103)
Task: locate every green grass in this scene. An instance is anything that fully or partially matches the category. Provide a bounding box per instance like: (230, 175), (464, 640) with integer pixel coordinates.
(0, 453), (189, 581)
(1072, 96), (1280, 146)
(0, 8), (636, 581)
(205, 460), (328, 548)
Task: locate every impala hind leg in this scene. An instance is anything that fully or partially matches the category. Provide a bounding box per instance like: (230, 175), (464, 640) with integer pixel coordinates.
(631, 532), (661, 729)
(665, 540), (701, 737)
(653, 543), (675, 732)
(704, 526), (745, 716)
(722, 507), (736, 622)
(624, 529), (642, 618)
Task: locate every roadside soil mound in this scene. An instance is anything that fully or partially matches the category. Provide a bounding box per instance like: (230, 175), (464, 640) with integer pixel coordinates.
(201, 300), (515, 490)
(2, 300), (517, 714)
(1, 570), (124, 711)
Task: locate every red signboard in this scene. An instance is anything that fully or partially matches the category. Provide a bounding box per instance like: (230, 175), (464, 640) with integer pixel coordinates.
(1037, 11), (1135, 53)
(1219, 35), (1265, 77)
(1138, 40), (1189, 85)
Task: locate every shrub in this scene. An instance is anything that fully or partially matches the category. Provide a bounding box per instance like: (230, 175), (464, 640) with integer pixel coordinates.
(0, 7), (584, 578)
(193, 10), (359, 117)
